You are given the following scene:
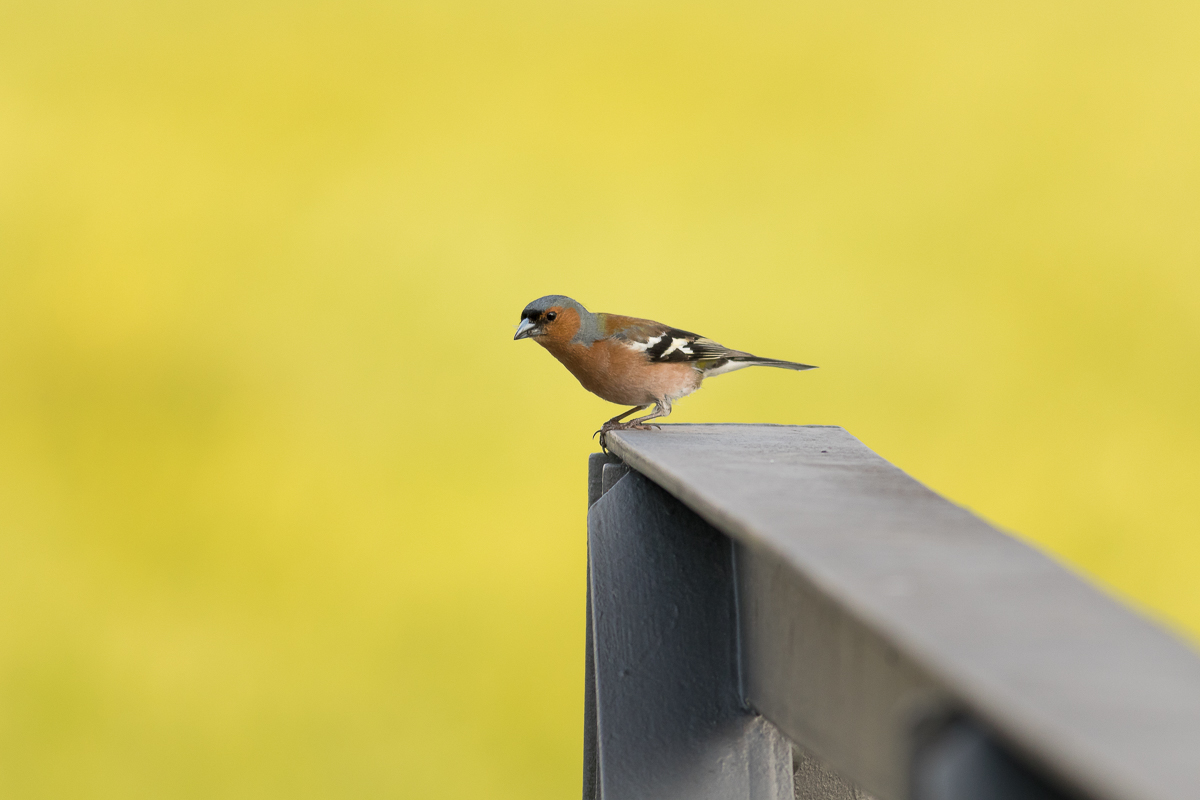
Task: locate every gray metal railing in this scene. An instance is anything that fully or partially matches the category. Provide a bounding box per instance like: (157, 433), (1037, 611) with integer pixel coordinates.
(581, 424), (1200, 800)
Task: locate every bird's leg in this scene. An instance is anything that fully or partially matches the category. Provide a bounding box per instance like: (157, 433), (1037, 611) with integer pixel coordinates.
(594, 405), (648, 452)
(627, 398), (672, 431)
(603, 406), (647, 428)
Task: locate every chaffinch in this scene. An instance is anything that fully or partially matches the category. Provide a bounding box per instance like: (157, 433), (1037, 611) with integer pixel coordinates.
(513, 295), (816, 444)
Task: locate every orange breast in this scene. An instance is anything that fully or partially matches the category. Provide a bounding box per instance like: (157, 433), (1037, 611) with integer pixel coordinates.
(539, 337), (702, 405)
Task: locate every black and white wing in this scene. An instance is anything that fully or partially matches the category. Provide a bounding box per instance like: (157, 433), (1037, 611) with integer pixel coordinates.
(609, 318), (816, 374)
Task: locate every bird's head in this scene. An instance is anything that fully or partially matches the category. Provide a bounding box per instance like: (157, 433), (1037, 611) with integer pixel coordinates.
(514, 295), (589, 343)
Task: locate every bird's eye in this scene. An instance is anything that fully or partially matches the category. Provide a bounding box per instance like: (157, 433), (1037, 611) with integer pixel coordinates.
(546, 311), (557, 322)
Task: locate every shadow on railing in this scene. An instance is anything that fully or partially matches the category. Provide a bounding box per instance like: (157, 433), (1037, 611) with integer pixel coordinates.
(581, 424), (1200, 800)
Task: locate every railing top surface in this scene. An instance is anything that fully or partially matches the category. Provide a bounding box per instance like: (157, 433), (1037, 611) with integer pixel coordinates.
(605, 423), (1200, 800)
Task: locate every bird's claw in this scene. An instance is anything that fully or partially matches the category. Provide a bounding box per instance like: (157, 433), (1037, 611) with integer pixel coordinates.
(595, 420), (660, 452)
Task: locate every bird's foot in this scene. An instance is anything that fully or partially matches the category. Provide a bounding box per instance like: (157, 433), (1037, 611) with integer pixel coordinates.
(594, 420), (659, 452)
(599, 421), (654, 433)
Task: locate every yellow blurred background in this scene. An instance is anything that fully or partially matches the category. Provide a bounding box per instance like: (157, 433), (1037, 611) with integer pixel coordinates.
(1, 1), (1198, 797)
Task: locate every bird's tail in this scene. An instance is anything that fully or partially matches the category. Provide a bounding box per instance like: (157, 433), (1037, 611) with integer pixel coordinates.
(737, 357), (817, 371)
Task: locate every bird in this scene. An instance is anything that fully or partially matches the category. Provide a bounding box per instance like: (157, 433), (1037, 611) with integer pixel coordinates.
(513, 295), (816, 445)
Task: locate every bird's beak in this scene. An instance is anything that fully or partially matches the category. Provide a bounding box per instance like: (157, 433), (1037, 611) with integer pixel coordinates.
(514, 318), (539, 340)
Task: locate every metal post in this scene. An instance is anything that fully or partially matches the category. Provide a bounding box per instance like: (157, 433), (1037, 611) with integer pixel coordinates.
(584, 461), (792, 800)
